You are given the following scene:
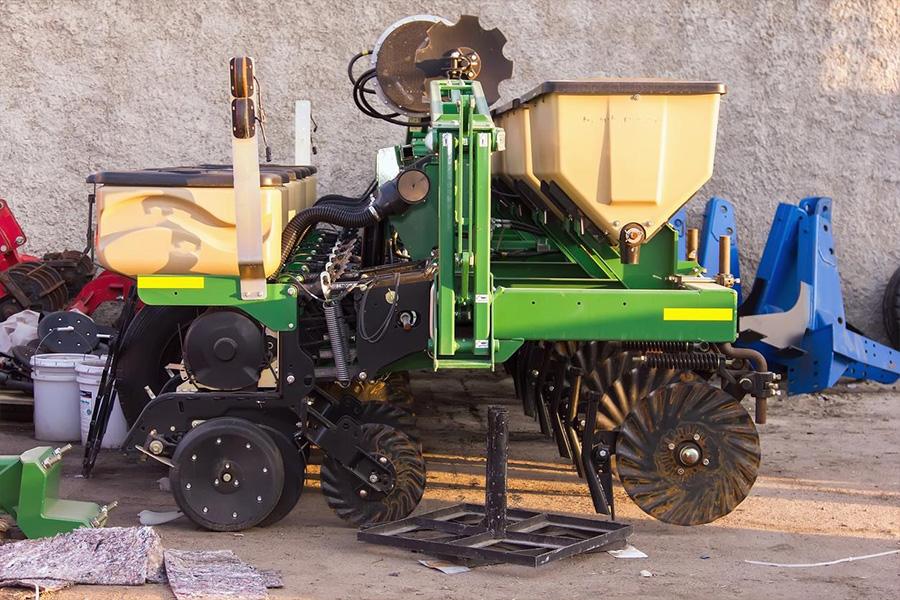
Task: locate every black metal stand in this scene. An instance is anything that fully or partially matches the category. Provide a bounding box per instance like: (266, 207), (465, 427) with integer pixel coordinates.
(358, 406), (631, 567)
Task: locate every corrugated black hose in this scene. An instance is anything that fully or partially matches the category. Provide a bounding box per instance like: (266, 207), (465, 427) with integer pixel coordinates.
(277, 169), (429, 275)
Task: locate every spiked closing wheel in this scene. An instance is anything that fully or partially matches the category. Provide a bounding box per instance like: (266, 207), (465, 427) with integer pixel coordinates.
(321, 424), (425, 527)
(170, 418), (285, 531)
(581, 351), (679, 430)
(616, 382), (760, 526)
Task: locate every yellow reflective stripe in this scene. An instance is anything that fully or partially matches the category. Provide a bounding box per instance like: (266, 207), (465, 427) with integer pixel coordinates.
(138, 276), (205, 289)
(663, 307), (733, 321)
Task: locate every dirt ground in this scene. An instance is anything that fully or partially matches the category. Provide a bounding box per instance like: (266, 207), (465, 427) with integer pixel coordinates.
(1, 372), (898, 600)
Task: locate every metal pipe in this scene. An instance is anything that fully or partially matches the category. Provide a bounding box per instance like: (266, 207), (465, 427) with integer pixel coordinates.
(483, 406), (509, 534)
(719, 342), (768, 425)
(719, 342), (767, 372)
(686, 228), (699, 261)
(719, 235), (731, 276)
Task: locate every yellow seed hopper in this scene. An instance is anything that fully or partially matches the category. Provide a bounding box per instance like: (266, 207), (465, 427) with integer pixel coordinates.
(495, 79), (725, 242)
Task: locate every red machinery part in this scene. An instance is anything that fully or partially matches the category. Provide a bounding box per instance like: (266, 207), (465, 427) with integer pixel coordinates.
(0, 198), (135, 319)
(0, 198), (38, 271)
(67, 270), (135, 315)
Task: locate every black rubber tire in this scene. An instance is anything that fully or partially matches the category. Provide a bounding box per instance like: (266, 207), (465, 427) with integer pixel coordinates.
(320, 423), (425, 527)
(884, 266), (900, 350)
(116, 305), (202, 425)
(170, 418), (285, 532)
(257, 425), (306, 527)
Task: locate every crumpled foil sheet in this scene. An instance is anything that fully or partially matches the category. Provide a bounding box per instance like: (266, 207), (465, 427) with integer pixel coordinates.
(164, 550), (269, 600)
(0, 526), (164, 589)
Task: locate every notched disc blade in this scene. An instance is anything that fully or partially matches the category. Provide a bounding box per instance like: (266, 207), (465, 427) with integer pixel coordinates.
(373, 15), (448, 115)
(415, 14), (514, 106)
(616, 382), (760, 526)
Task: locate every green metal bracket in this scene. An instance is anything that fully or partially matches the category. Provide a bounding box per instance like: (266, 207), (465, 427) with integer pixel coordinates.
(0, 445), (110, 539)
(137, 275), (298, 331)
(429, 79), (497, 366)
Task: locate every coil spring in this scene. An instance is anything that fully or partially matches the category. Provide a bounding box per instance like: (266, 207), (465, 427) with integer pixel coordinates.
(621, 341), (691, 353)
(323, 300), (350, 384)
(641, 352), (723, 371)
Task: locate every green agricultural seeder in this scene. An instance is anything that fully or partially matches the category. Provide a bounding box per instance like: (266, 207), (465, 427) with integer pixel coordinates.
(84, 15), (780, 531)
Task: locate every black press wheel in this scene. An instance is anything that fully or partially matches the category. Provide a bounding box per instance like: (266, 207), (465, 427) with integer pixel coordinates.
(257, 425), (306, 527)
(884, 266), (900, 349)
(170, 418), (285, 532)
(320, 423), (425, 527)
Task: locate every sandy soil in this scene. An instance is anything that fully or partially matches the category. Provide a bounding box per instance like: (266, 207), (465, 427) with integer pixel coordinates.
(1, 372), (898, 599)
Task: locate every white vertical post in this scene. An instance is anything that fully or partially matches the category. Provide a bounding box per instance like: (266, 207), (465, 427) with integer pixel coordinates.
(294, 100), (312, 165)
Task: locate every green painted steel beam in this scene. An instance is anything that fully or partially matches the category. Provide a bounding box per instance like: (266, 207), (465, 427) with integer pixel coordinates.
(137, 275), (298, 331)
(492, 285), (737, 342)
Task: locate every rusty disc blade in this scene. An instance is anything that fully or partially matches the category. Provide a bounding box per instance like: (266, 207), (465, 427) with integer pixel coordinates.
(415, 14), (513, 106)
(581, 351), (679, 431)
(616, 381), (760, 526)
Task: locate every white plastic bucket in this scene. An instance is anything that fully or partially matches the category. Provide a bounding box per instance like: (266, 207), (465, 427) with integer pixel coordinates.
(31, 353), (91, 442)
(77, 358), (128, 449)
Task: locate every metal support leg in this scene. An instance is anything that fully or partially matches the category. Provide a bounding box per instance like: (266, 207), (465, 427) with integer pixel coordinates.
(482, 407), (508, 534)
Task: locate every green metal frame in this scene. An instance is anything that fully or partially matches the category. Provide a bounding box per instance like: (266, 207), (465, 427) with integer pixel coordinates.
(0, 447), (106, 538)
(137, 275), (298, 331)
(385, 79), (739, 370)
(132, 79), (739, 375)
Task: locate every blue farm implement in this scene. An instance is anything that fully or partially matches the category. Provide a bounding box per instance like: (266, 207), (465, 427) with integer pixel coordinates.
(695, 196), (899, 394)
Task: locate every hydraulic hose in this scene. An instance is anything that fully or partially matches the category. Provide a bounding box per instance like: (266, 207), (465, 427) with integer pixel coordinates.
(0, 372), (34, 393)
(277, 169), (430, 274)
(279, 203), (380, 271)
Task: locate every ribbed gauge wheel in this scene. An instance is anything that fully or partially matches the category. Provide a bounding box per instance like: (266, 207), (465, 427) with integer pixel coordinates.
(320, 424), (425, 527)
(170, 418), (285, 531)
(580, 351), (679, 430)
(616, 382), (760, 526)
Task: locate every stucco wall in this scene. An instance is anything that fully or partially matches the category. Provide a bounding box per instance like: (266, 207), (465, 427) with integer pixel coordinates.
(0, 0), (897, 338)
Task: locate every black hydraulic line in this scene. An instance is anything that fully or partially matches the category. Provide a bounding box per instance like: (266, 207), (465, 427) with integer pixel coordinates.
(279, 203), (379, 271)
(278, 168), (430, 274)
(347, 50), (373, 86)
(0, 372), (33, 393)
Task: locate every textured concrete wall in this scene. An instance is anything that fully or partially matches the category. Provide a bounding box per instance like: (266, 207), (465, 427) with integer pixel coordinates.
(0, 0), (897, 338)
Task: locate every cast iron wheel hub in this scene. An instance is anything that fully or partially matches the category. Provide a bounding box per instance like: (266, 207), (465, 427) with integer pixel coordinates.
(170, 418), (284, 531)
(616, 381), (760, 526)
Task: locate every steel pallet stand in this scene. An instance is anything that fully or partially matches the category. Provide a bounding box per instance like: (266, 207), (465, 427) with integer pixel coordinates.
(358, 407), (631, 567)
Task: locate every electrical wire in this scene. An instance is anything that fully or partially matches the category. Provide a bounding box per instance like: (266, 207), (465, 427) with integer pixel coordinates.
(357, 272), (401, 343)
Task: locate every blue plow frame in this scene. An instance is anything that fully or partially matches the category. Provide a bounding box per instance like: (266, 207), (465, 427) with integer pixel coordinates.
(695, 195), (898, 394)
